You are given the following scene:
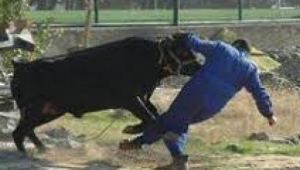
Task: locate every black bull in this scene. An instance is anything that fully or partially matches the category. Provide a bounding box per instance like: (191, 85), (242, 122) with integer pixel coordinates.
(10, 35), (201, 153)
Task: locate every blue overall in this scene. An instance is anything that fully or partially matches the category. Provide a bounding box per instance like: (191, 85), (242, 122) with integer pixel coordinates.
(135, 34), (273, 157)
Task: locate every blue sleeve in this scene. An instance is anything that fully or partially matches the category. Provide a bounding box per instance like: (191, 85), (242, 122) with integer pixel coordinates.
(184, 33), (219, 57)
(245, 66), (273, 118)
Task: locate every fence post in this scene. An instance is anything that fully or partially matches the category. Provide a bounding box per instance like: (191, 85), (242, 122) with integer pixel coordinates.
(238, 0), (243, 20)
(94, 0), (99, 23)
(173, 0), (179, 25)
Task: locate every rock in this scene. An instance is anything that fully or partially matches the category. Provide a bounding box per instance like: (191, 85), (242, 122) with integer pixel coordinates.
(225, 143), (242, 153)
(249, 132), (270, 141)
(42, 127), (84, 149)
(0, 100), (14, 111)
(45, 127), (72, 139)
(0, 110), (19, 139)
(267, 52), (281, 62)
(260, 72), (295, 90)
(160, 75), (190, 88)
(290, 52), (300, 60)
(150, 88), (179, 112)
(210, 27), (237, 43)
(284, 134), (300, 145)
(1, 118), (17, 134)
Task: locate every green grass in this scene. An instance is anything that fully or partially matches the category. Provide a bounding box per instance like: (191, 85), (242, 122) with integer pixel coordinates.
(186, 139), (300, 156)
(51, 111), (300, 157)
(46, 110), (142, 143)
(26, 9), (300, 24)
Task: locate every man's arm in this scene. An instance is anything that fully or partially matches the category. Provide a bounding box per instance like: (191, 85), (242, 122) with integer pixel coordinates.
(244, 66), (276, 126)
(184, 33), (219, 57)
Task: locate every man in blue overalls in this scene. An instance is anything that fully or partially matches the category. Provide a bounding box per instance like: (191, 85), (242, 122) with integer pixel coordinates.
(119, 32), (277, 170)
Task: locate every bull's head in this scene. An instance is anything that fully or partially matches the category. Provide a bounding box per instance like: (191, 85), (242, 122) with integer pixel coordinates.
(159, 32), (201, 76)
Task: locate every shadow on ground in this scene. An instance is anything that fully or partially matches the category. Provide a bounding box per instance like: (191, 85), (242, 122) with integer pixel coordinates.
(84, 160), (121, 170)
(0, 149), (82, 170)
(0, 149), (139, 170)
(0, 149), (49, 169)
(2, 149), (300, 170)
(265, 168), (300, 170)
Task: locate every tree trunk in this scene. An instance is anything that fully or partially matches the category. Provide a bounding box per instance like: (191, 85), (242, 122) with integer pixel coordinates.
(83, 0), (93, 48)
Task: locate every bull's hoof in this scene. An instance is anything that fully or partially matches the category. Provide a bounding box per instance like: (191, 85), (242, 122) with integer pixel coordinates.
(122, 124), (143, 134)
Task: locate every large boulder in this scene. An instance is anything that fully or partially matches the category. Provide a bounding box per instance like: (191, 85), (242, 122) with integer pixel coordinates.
(274, 52), (300, 86)
(250, 47), (281, 72)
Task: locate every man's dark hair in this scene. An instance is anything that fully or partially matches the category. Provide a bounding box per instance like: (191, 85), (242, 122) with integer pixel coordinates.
(232, 38), (251, 53)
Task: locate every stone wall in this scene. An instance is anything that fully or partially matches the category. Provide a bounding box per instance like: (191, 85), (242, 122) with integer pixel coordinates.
(44, 21), (300, 56)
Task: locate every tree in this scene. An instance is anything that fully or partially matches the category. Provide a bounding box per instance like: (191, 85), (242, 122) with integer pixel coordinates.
(0, 0), (29, 71)
(83, 0), (93, 48)
(0, 0), (23, 21)
(0, 0), (64, 71)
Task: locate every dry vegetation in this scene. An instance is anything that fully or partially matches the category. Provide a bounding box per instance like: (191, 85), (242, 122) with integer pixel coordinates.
(190, 88), (300, 143)
(2, 87), (300, 169)
(151, 87), (300, 143)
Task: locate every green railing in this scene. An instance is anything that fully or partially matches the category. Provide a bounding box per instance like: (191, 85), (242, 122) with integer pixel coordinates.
(26, 0), (300, 25)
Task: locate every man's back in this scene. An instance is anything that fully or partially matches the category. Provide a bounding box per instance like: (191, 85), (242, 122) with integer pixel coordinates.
(180, 41), (256, 121)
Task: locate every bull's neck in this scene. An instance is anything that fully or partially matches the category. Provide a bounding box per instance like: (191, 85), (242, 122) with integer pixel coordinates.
(156, 40), (177, 79)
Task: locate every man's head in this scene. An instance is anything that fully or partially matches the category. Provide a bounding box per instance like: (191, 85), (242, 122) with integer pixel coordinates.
(232, 38), (251, 53)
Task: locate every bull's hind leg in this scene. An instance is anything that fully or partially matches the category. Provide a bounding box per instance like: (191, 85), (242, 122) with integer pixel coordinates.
(13, 119), (31, 153)
(27, 131), (46, 152)
(13, 103), (64, 153)
(13, 119), (48, 153)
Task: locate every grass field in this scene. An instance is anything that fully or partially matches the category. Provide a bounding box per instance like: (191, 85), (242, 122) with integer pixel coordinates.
(0, 88), (298, 169)
(23, 87), (300, 169)
(39, 88), (300, 158)
(26, 9), (300, 24)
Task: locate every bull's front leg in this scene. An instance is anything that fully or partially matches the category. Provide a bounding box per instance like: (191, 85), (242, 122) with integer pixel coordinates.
(123, 96), (160, 134)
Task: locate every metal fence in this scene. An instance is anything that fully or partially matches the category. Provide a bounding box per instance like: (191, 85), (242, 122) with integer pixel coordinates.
(26, 0), (300, 25)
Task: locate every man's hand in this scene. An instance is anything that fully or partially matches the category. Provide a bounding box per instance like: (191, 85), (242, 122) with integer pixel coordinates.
(267, 115), (277, 126)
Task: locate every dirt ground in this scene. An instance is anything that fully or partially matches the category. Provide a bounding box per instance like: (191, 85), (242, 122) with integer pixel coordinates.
(1, 140), (300, 170)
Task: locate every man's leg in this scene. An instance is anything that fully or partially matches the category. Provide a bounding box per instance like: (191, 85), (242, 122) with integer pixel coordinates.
(164, 133), (188, 157)
(120, 76), (203, 169)
(153, 133), (189, 170)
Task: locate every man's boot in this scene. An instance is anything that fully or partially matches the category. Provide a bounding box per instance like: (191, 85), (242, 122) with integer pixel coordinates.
(119, 139), (142, 151)
(155, 154), (189, 170)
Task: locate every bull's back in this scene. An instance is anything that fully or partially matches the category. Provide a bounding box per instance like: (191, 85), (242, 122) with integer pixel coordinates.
(11, 37), (160, 110)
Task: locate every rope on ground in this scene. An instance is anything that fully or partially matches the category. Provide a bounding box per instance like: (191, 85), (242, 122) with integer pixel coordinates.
(83, 118), (117, 142)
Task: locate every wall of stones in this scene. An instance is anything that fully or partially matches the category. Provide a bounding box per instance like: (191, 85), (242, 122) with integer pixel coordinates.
(43, 21), (300, 57)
